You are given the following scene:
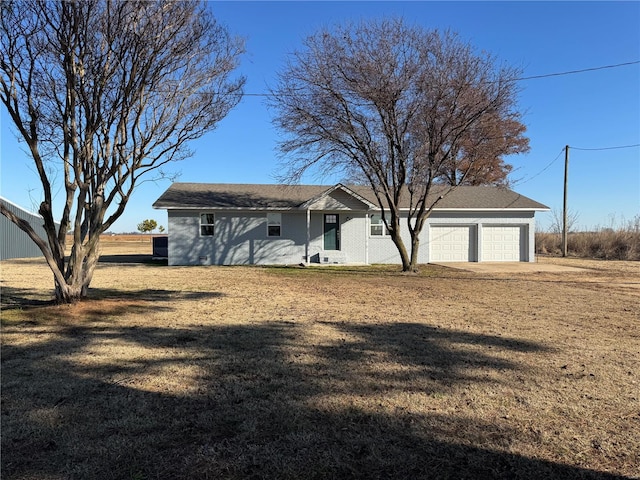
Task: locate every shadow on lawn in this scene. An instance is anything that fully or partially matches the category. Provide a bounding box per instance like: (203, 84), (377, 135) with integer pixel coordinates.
(1, 306), (626, 479)
(0, 286), (223, 312)
(0, 286), (55, 308)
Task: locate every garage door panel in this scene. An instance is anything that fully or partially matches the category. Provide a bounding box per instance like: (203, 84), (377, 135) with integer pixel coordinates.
(430, 226), (474, 262)
(482, 226), (524, 261)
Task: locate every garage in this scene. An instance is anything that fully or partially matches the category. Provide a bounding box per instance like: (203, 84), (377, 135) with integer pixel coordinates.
(481, 225), (525, 261)
(430, 225), (475, 262)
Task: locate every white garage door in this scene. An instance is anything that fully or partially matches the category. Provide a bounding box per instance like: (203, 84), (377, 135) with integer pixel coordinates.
(482, 226), (524, 261)
(430, 226), (474, 262)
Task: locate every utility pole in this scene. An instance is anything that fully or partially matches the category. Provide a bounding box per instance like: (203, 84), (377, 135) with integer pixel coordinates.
(562, 145), (569, 257)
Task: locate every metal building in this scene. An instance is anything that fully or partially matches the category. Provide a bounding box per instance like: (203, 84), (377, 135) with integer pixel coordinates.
(0, 197), (52, 260)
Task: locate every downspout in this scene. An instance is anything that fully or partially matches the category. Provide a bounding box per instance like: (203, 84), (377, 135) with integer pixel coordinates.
(365, 212), (369, 265)
(306, 208), (310, 264)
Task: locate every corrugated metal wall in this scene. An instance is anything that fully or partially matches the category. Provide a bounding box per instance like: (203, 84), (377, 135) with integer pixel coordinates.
(0, 197), (50, 260)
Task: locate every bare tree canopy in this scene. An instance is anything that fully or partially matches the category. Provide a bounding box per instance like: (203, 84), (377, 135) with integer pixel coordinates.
(1, 0), (245, 302)
(269, 18), (529, 271)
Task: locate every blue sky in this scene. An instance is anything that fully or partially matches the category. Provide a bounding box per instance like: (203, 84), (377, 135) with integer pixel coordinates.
(1, 1), (639, 232)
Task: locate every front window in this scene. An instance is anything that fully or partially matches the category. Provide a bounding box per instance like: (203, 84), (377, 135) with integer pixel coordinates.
(370, 213), (390, 236)
(267, 213), (281, 237)
(200, 213), (215, 236)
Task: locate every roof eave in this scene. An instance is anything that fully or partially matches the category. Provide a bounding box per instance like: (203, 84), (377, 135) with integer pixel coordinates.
(426, 207), (550, 212)
(154, 205), (549, 212)
(153, 205), (298, 211)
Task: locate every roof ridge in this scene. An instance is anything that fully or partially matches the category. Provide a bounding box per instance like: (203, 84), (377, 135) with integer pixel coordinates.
(153, 182), (549, 211)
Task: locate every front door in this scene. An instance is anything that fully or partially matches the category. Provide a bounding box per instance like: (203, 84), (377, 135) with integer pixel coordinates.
(323, 214), (340, 250)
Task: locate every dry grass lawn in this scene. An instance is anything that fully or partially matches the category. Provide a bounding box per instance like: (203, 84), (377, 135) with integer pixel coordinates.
(1, 238), (639, 479)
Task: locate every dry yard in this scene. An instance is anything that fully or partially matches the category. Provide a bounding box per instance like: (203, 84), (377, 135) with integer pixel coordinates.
(1, 238), (639, 479)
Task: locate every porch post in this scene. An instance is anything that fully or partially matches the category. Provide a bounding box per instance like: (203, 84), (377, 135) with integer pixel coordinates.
(306, 208), (310, 264)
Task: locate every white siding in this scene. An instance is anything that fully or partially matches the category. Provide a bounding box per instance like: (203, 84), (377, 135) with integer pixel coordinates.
(168, 210), (308, 265)
(168, 210), (369, 265)
(166, 209), (538, 265)
(368, 214), (429, 264)
(337, 213), (367, 263)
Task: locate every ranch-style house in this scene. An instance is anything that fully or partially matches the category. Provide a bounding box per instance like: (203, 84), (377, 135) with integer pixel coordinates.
(153, 183), (549, 266)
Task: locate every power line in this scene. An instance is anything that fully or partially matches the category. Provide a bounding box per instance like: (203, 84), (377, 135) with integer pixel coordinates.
(570, 143), (640, 151)
(512, 141), (639, 186)
(514, 60), (640, 81)
(240, 60), (640, 97)
(512, 147), (565, 186)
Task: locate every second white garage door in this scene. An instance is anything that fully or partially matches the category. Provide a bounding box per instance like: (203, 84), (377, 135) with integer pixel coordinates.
(430, 225), (474, 262)
(482, 225), (524, 261)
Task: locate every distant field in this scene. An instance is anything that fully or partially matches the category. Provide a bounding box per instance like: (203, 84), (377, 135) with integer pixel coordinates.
(65, 234), (157, 252)
(1, 240), (638, 479)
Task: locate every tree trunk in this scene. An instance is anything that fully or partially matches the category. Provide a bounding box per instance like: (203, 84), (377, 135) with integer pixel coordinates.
(54, 281), (86, 304)
(53, 238), (101, 303)
(389, 230), (412, 272)
(408, 233), (421, 272)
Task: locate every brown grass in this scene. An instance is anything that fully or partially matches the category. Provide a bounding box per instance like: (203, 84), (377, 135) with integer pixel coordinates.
(1, 240), (639, 479)
(536, 229), (640, 261)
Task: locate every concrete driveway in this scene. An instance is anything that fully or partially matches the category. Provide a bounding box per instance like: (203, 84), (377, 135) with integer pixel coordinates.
(432, 262), (587, 273)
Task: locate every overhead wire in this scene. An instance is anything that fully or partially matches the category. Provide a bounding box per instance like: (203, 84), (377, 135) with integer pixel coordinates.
(238, 60), (640, 97)
(513, 142), (639, 186)
(512, 147), (565, 186)
(237, 59), (640, 185)
(570, 143), (640, 151)
(513, 60), (640, 81)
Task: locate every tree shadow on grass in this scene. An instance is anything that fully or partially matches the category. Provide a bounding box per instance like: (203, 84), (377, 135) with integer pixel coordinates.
(1, 309), (629, 479)
(310, 321), (545, 395)
(87, 287), (224, 302)
(0, 286), (55, 308)
(0, 286), (223, 313)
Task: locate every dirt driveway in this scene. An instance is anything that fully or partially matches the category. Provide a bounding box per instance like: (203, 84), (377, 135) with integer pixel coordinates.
(433, 260), (587, 273)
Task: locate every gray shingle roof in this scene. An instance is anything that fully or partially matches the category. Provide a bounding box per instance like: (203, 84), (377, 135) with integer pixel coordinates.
(153, 182), (549, 210)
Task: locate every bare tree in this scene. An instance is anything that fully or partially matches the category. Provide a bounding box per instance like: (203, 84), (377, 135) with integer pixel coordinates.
(550, 208), (580, 234)
(269, 19), (528, 271)
(1, 0), (245, 302)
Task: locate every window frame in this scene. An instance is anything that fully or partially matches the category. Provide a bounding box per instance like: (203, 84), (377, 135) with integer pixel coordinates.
(324, 214), (338, 224)
(370, 213), (390, 237)
(267, 212), (282, 237)
(200, 213), (215, 236)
